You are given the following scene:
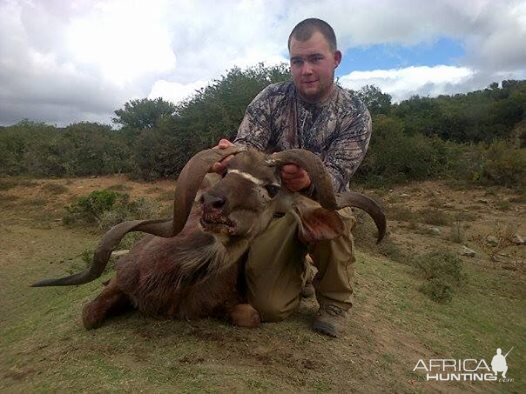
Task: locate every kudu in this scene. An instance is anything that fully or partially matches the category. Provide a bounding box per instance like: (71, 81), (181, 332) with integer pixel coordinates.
(32, 147), (386, 329)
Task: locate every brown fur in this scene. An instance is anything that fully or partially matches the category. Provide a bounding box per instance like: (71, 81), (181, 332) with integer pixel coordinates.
(82, 208), (255, 328)
(82, 151), (282, 329)
(55, 149), (384, 330)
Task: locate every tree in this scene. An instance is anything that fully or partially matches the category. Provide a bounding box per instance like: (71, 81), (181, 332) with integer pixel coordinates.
(130, 63), (291, 180)
(353, 85), (392, 115)
(113, 98), (177, 130)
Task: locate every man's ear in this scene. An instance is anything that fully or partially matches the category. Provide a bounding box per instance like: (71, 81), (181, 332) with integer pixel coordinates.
(294, 205), (345, 243)
(333, 50), (342, 68)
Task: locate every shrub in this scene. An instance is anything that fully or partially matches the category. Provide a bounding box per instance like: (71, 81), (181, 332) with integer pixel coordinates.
(356, 116), (460, 185)
(449, 220), (465, 244)
(412, 250), (466, 303)
(480, 141), (526, 188)
(377, 238), (406, 263)
(419, 209), (451, 226)
(132, 129), (183, 180)
(98, 197), (159, 230)
(420, 278), (454, 303)
(63, 190), (159, 230)
(64, 190), (121, 225)
(0, 121), (134, 177)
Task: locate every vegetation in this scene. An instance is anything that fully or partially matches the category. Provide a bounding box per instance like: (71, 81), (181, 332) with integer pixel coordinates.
(413, 250), (466, 303)
(1, 64), (525, 190)
(63, 189), (159, 230)
(1, 167), (524, 392)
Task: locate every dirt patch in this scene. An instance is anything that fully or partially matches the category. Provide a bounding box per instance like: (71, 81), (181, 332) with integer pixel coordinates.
(365, 180), (525, 273)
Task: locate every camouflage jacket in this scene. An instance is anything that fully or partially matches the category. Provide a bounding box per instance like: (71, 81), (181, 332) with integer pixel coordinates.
(234, 81), (372, 193)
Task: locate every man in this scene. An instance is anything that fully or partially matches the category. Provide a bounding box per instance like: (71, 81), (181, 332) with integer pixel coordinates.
(213, 18), (372, 337)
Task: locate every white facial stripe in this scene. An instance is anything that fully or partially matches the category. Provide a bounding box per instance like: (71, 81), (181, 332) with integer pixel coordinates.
(228, 169), (265, 185)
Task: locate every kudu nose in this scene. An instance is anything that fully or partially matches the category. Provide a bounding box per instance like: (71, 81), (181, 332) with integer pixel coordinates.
(200, 193), (226, 210)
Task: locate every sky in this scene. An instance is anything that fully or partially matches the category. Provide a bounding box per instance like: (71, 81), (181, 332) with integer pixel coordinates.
(1, 0), (526, 127)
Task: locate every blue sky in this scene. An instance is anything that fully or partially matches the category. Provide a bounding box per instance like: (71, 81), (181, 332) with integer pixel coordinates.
(339, 38), (465, 73)
(1, 0), (525, 126)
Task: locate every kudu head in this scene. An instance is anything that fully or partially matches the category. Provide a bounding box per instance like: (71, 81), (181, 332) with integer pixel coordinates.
(198, 149), (282, 239)
(31, 146), (386, 287)
(177, 147), (386, 246)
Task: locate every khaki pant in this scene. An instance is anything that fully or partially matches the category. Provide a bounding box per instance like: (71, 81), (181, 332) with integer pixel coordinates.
(245, 207), (356, 322)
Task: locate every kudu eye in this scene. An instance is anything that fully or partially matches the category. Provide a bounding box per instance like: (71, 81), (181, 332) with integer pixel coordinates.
(264, 184), (280, 198)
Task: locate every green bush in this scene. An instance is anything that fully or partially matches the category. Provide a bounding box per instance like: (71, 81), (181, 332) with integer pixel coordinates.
(64, 190), (121, 225)
(412, 250), (466, 303)
(63, 190), (158, 230)
(480, 141), (526, 187)
(2, 74), (525, 187)
(132, 129), (183, 180)
(420, 278), (454, 303)
(0, 121), (134, 177)
(357, 116), (459, 185)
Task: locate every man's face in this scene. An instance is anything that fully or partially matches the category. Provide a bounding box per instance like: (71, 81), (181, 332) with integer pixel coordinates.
(289, 31), (342, 103)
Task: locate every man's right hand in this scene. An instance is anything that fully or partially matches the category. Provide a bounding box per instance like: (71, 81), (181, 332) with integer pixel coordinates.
(211, 139), (236, 173)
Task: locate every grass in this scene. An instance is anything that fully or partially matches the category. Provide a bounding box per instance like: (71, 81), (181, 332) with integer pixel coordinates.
(376, 237), (407, 263)
(0, 178), (39, 190)
(418, 208), (451, 226)
(496, 200), (512, 211)
(449, 220), (465, 243)
(0, 193), (20, 203)
(0, 180), (18, 191)
(1, 178), (525, 393)
(157, 190), (175, 201)
(106, 184), (132, 192)
(3, 231), (524, 393)
(41, 182), (69, 194)
(386, 206), (417, 223)
(26, 198), (47, 206)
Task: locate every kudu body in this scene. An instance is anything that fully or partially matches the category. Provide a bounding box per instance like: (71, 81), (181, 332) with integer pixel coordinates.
(32, 147), (386, 329)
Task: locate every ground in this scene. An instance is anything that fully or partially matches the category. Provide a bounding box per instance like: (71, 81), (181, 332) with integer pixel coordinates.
(0, 176), (524, 393)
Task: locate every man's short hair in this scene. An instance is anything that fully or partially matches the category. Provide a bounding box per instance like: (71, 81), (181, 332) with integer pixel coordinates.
(288, 18), (337, 52)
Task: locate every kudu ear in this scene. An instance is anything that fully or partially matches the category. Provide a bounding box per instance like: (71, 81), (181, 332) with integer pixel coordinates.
(294, 205), (345, 243)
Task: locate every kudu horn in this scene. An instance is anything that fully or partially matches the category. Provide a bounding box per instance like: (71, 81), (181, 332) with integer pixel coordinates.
(31, 146), (244, 287)
(267, 149), (386, 243)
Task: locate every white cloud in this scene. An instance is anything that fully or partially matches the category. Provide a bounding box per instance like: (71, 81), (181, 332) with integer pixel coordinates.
(1, 0), (525, 125)
(148, 80), (208, 103)
(339, 65), (475, 102)
(65, 0), (177, 86)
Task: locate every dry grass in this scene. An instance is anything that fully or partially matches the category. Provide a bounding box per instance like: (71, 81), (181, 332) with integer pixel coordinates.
(41, 183), (69, 194)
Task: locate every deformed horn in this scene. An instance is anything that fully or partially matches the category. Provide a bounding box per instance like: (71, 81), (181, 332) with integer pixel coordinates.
(266, 149), (386, 243)
(31, 146), (244, 287)
(336, 192), (386, 243)
(266, 149), (338, 210)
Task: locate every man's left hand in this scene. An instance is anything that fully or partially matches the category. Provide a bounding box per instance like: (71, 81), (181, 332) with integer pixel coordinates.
(281, 164), (311, 192)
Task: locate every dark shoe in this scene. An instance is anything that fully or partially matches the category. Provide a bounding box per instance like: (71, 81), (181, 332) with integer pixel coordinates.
(301, 281), (315, 298)
(312, 303), (349, 338)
